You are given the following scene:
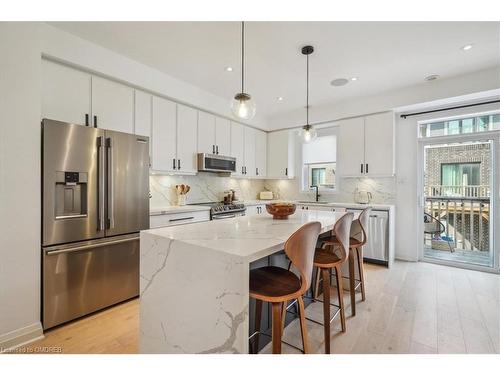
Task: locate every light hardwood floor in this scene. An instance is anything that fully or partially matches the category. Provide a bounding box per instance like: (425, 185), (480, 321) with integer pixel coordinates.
(20, 260), (500, 354)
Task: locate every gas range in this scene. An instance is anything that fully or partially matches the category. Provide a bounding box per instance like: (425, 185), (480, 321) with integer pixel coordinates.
(192, 202), (246, 220)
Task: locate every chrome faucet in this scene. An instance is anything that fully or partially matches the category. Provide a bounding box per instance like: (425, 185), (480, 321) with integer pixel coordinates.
(310, 185), (320, 202)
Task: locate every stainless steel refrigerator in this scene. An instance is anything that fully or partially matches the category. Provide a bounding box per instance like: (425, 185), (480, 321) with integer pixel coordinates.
(41, 119), (149, 329)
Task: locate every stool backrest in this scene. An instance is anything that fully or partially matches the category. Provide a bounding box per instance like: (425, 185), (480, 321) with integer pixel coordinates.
(356, 207), (371, 246)
(284, 221), (321, 294)
(333, 212), (354, 262)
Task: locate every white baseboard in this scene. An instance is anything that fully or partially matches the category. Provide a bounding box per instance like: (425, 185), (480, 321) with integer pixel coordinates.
(0, 322), (44, 353)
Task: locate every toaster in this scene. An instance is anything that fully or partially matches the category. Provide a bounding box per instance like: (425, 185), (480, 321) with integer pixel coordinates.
(259, 191), (274, 200)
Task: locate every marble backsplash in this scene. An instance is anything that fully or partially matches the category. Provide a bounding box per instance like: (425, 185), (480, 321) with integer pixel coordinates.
(150, 173), (266, 207)
(150, 173), (396, 207)
(264, 176), (396, 204)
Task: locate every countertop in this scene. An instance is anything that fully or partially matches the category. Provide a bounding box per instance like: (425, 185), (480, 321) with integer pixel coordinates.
(241, 200), (394, 211)
(144, 210), (347, 262)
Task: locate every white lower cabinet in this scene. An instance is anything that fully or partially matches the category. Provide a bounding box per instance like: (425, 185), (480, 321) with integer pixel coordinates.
(150, 210), (210, 228)
(247, 204), (266, 215)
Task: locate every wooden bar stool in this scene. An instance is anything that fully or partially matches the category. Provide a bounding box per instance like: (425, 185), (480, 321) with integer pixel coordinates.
(250, 221), (321, 354)
(312, 212), (353, 354)
(319, 207), (371, 316)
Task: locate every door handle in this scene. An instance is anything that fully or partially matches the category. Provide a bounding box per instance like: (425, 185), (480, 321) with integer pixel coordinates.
(256, 167), (258, 176)
(93, 115), (98, 128)
(177, 159), (181, 170)
(366, 163), (369, 173)
(213, 145), (215, 154)
(285, 167), (288, 176)
(361, 163), (364, 174)
(216, 145), (219, 154)
(106, 137), (114, 229)
(45, 236), (138, 256)
(173, 158), (176, 170)
(169, 216), (194, 222)
(85, 114), (89, 127)
(97, 136), (105, 231)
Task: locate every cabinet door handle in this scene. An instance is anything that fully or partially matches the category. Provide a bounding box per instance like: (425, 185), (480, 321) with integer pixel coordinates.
(169, 216), (194, 222)
(361, 163), (364, 174)
(173, 158), (176, 170)
(366, 163), (369, 173)
(241, 166), (244, 174)
(256, 168), (258, 176)
(93, 115), (98, 128)
(212, 145), (215, 154)
(85, 114), (89, 126)
(216, 145), (219, 154)
(285, 167), (288, 176)
(178, 159), (181, 170)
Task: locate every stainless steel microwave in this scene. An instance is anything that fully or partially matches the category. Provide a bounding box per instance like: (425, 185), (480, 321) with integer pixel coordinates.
(197, 153), (236, 173)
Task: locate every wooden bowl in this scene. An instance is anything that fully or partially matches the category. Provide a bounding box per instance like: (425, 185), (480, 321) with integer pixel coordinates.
(265, 203), (296, 220)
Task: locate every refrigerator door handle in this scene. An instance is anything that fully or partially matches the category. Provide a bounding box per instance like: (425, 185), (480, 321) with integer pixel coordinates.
(97, 136), (106, 231)
(106, 137), (115, 229)
(45, 236), (138, 256)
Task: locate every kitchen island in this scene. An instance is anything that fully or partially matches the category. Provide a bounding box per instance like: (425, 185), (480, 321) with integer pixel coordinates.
(139, 210), (347, 354)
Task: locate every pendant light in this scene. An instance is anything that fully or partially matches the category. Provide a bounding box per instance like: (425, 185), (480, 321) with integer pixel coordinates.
(299, 45), (317, 143)
(231, 21), (256, 120)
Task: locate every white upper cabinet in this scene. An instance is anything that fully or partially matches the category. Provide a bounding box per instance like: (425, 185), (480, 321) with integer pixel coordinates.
(364, 112), (394, 176)
(255, 130), (267, 178)
(134, 90), (152, 139)
(91, 76), (134, 133)
(42, 59), (91, 126)
(197, 111), (216, 154)
(337, 112), (394, 177)
(230, 122), (245, 176)
(244, 127), (256, 177)
(176, 104), (198, 174)
(215, 116), (231, 156)
(267, 130), (295, 179)
(337, 117), (365, 176)
(151, 96), (177, 172)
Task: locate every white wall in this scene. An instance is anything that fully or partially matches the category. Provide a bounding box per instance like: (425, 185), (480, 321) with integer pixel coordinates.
(0, 22), (44, 350)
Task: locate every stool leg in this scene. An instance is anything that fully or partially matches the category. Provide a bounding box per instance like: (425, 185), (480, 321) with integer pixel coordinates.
(314, 267), (321, 300)
(281, 301), (287, 336)
(321, 268), (331, 354)
(271, 302), (282, 354)
(356, 247), (366, 301)
(335, 265), (346, 332)
(254, 299), (262, 353)
(348, 248), (356, 316)
(297, 296), (310, 354)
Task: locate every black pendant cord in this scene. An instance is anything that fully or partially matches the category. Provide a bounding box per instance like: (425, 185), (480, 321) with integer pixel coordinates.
(306, 52), (309, 126)
(241, 21), (245, 94)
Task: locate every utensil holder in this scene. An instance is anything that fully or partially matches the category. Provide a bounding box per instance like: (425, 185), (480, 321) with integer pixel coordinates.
(177, 194), (186, 206)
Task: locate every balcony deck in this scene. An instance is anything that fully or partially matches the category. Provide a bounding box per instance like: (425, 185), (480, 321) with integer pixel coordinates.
(424, 246), (492, 267)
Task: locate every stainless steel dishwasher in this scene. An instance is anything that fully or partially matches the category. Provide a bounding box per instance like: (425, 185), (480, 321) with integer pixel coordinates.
(347, 208), (389, 265)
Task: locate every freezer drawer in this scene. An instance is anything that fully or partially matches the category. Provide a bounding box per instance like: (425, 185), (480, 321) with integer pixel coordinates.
(42, 234), (139, 329)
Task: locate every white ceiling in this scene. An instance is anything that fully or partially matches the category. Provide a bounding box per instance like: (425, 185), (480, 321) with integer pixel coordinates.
(49, 22), (500, 120)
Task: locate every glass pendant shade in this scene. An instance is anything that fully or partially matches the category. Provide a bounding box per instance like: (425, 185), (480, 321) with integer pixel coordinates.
(300, 125), (317, 143)
(230, 93), (256, 120)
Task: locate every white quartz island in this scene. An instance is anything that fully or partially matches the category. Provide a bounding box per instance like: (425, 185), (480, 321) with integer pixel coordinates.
(139, 210), (347, 354)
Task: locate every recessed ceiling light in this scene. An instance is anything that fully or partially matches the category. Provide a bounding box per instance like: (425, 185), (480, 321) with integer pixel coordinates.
(425, 74), (440, 81)
(277, 96), (284, 102)
(225, 66), (233, 72)
(350, 77), (358, 81)
(461, 44), (473, 51)
(331, 78), (349, 87)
